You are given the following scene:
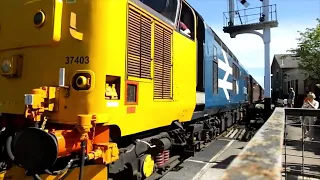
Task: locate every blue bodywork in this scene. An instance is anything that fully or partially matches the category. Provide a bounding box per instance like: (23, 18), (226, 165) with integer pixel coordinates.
(202, 24), (250, 114)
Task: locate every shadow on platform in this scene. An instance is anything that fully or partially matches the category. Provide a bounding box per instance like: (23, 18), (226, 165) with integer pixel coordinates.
(283, 162), (320, 179)
(286, 139), (320, 156)
(210, 155), (237, 169)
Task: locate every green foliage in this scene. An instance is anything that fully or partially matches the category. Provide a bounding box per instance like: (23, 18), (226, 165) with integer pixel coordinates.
(286, 18), (320, 79)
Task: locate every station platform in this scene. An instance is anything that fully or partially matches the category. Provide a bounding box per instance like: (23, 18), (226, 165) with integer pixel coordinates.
(160, 138), (247, 180)
(283, 116), (320, 179)
(161, 109), (320, 180)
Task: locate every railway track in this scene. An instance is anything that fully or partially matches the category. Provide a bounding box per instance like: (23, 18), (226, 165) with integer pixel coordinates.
(145, 118), (263, 180)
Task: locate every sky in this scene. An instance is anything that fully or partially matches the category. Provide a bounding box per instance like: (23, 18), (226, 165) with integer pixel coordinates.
(187, 0), (320, 88)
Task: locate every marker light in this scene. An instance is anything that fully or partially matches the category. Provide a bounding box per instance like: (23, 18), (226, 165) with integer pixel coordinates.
(76, 76), (89, 89)
(72, 72), (92, 91)
(1, 58), (12, 74)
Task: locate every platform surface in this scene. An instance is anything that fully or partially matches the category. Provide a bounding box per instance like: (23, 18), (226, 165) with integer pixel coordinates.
(282, 117), (320, 179)
(160, 138), (247, 180)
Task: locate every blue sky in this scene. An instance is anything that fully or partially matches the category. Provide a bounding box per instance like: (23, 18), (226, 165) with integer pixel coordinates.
(187, 0), (320, 87)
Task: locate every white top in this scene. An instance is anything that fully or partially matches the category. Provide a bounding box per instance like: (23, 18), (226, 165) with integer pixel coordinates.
(301, 100), (319, 109)
(301, 100), (319, 122)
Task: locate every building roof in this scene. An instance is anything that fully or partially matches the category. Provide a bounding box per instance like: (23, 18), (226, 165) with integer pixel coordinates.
(273, 54), (299, 68)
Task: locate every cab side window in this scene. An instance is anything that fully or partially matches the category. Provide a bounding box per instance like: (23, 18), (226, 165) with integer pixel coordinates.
(141, 0), (178, 22)
(177, 1), (195, 40)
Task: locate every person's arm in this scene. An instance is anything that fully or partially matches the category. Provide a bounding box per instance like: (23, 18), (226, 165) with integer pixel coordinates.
(314, 101), (319, 109)
(307, 100), (319, 109)
(179, 22), (191, 37)
(182, 29), (191, 37)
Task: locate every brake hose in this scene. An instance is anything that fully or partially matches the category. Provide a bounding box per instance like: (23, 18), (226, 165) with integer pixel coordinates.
(79, 140), (86, 180)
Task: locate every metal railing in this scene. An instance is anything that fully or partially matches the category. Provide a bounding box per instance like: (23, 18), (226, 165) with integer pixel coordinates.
(220, 107), (320, 180)
(223, 4), (278, 27)
(284, 108), (320, 179)
(221, 108), (284, 179)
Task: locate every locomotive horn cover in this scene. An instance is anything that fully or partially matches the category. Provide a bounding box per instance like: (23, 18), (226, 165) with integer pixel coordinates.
(12, 127), (58, 173)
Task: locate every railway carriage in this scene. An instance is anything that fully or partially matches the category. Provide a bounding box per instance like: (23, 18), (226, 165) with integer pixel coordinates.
(0, 0), (264, 179)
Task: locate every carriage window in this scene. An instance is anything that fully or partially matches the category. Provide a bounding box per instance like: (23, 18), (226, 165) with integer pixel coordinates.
(232, 63), (240, 79)
(141, 0), (178, 22)
(213, 46), (218, 94)
(213, 46), (217, 60)
(213, 61), (218, 94)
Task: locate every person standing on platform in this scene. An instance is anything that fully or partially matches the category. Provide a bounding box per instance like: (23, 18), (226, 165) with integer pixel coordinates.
(301, 92), (319, 141)
(288, 88), (295, 108)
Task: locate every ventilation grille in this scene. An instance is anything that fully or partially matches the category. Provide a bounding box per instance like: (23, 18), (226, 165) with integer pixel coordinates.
(127, 9), (152, 79)
(154, 24), (172, 99)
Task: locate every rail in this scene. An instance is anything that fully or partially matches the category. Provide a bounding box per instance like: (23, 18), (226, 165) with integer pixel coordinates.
(220, 107), (320, 180)
(223, 4), (278, 27)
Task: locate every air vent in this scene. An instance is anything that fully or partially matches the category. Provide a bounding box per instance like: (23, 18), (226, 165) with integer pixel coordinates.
(127, 8), (152, 79)
(154, 24), (172, 99)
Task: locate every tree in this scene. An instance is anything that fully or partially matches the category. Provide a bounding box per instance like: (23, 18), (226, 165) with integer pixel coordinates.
(284, 18), (320, 79)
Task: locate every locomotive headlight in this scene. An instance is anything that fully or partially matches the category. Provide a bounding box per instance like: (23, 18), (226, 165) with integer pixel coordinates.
(1, 58), (12, 74)
(71, 71), (95, 91)
(76, 76), (88, 89)
(34, 10), (45, 27)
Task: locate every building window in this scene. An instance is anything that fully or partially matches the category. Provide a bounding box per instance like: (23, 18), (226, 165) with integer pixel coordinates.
(295, 79), (298, 94)
(304, 79), (308, 93)
(284, 82), (287, 94)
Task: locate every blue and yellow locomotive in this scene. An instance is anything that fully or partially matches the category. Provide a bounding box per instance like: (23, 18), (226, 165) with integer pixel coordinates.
(0, 0), (263, 179)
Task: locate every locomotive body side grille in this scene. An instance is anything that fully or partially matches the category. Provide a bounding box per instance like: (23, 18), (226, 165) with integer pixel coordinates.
(127, 8), (152, 79)
(153, 23), (172, 99)
(127, 6), (172, 100)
